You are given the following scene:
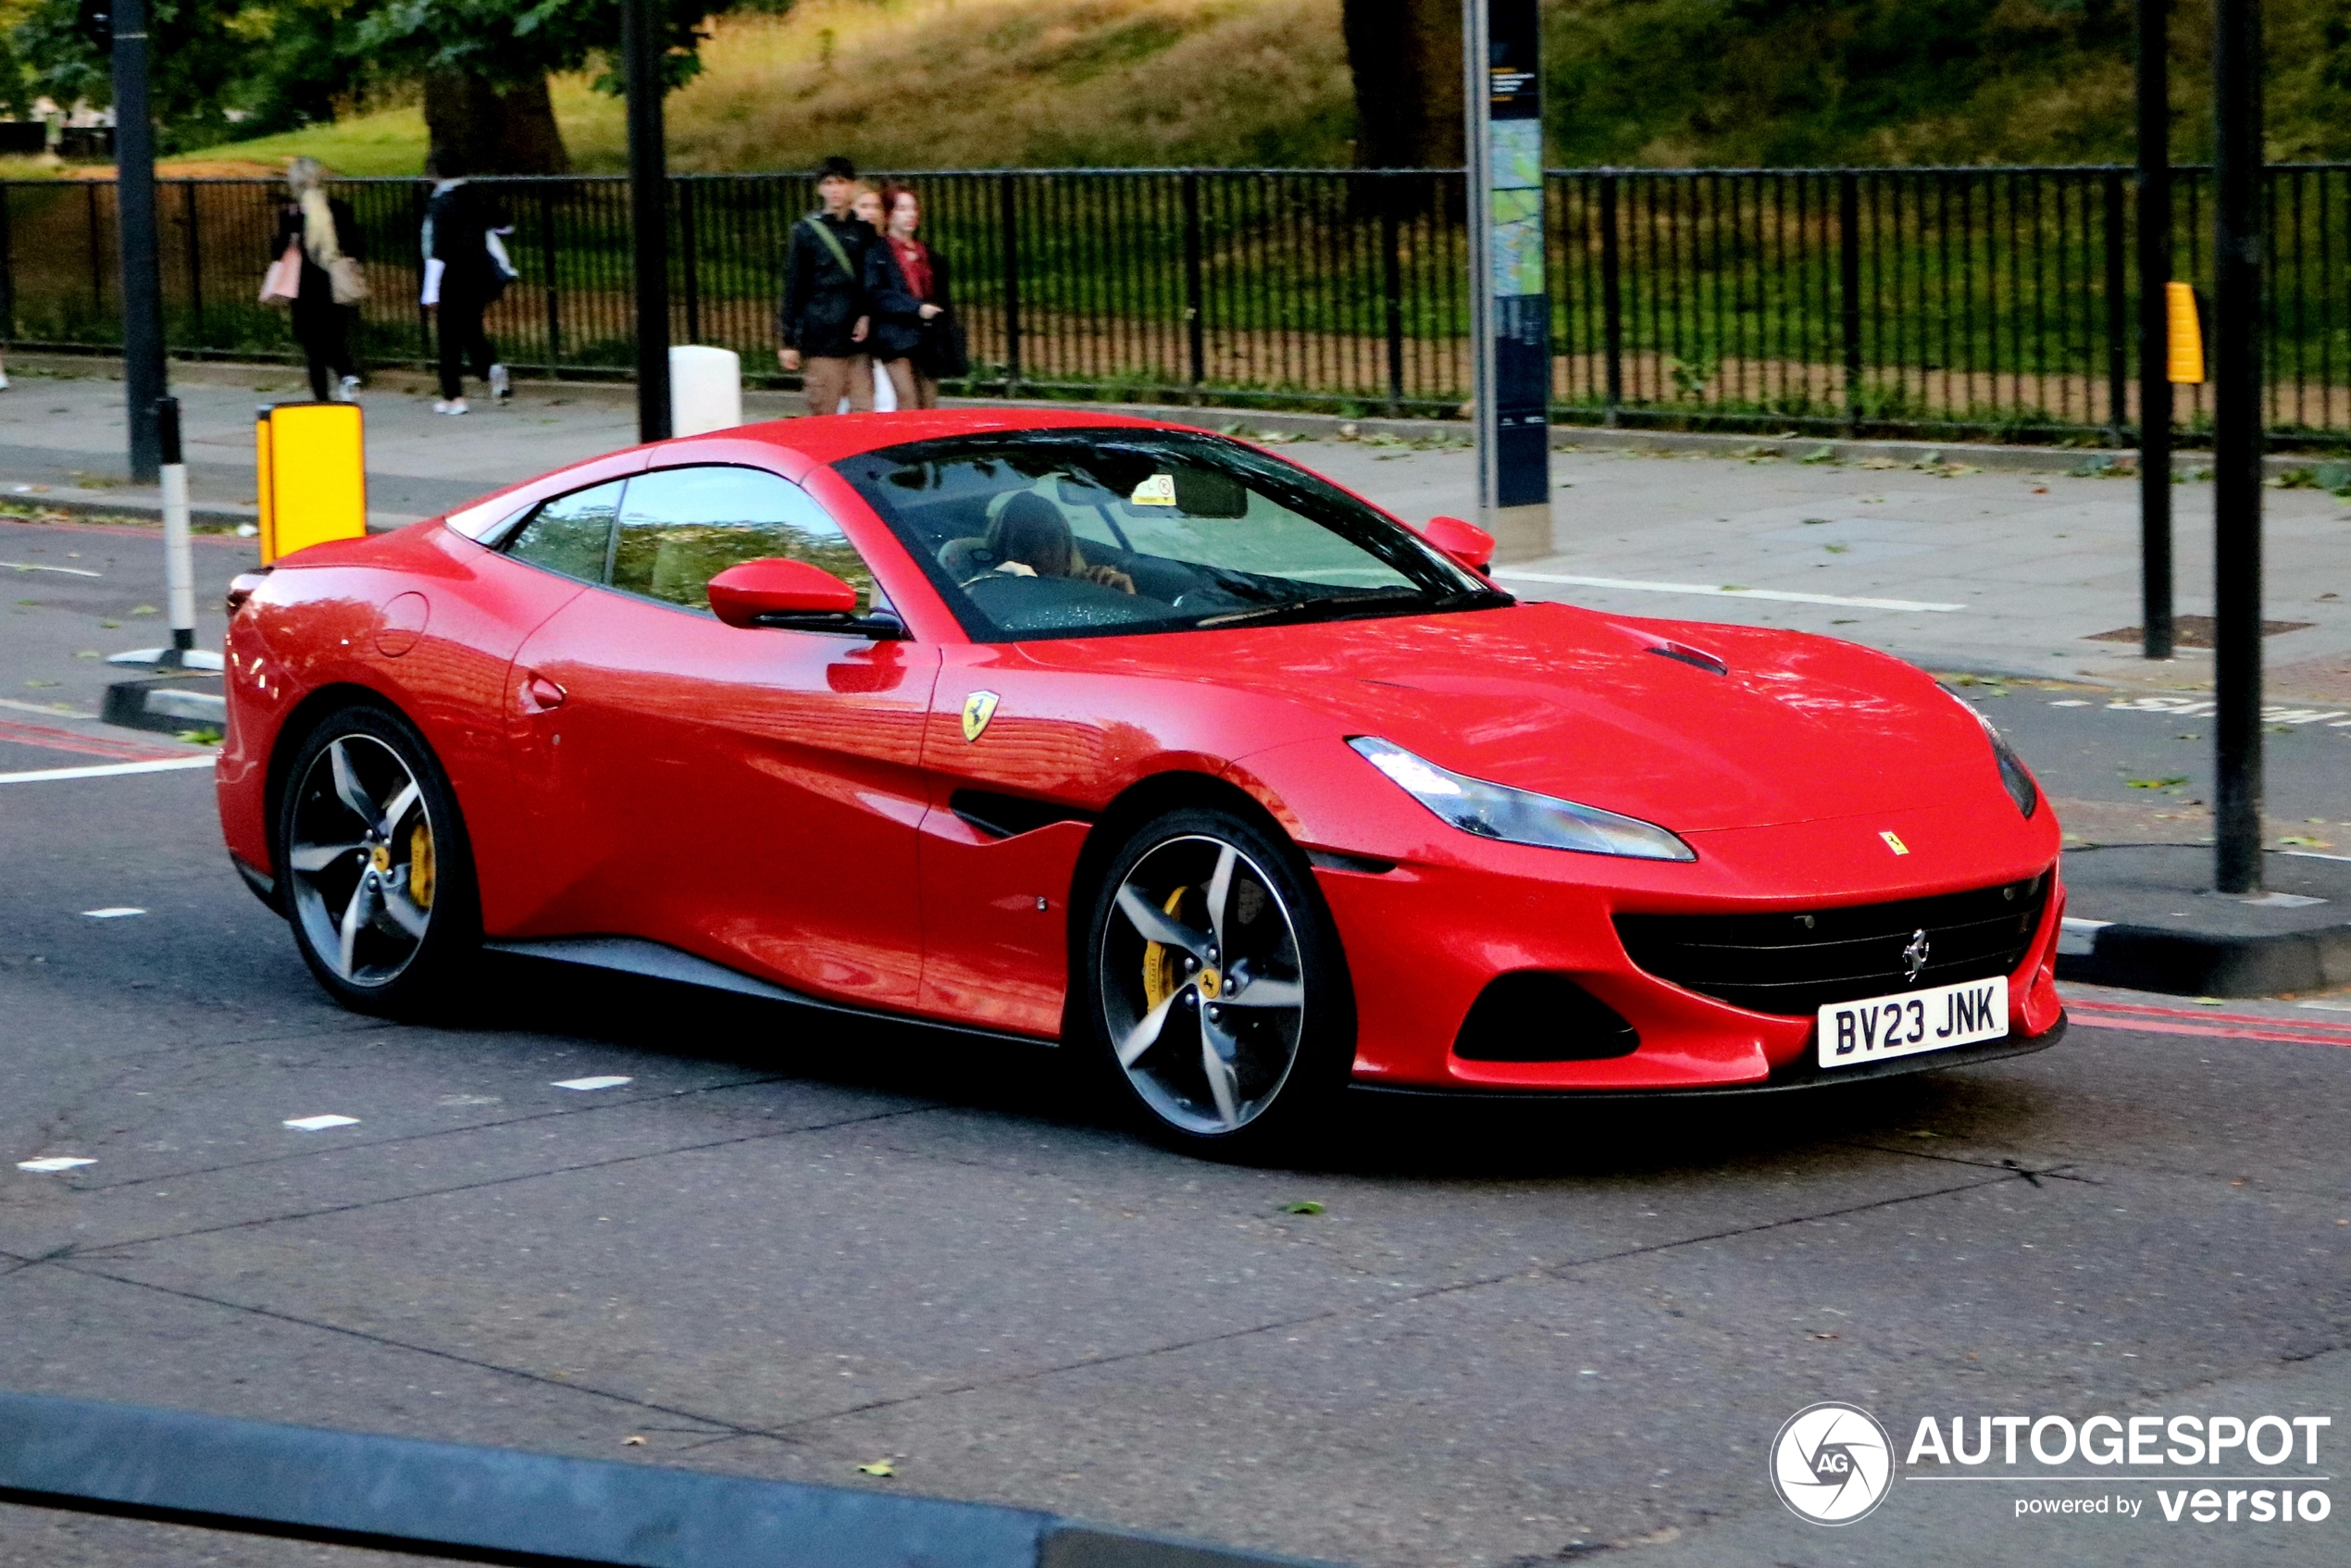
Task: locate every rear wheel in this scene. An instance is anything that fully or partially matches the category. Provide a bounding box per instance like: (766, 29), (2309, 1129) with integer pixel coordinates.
(277, 705), (479, 1017)
(1080, 806), (1352, 1158)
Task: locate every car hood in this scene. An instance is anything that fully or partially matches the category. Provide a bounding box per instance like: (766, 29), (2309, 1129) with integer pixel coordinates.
(1022, 601), (1997, 833)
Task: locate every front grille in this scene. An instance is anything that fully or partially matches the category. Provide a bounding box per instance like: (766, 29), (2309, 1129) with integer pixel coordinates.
(1614, 874), (2051, 1018)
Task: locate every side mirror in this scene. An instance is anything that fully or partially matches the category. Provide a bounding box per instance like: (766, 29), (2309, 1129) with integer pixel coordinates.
(1416, 516), (1496, 575)
(709, 557), (899, 638)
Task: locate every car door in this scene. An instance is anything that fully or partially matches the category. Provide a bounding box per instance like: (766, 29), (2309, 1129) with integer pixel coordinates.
(504, 463), (939, 1008)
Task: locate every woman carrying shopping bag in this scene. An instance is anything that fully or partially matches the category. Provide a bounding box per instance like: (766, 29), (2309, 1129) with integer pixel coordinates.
(863, 184), (964, 411)
(267, 157), (367, 402)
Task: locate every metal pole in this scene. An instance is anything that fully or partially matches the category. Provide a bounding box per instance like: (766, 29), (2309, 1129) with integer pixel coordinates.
(2210, 0), (2264, 894)
(156, 396), (193, 654)
(2137, 0), (2175, 661)
(1839, 171), (1863, 434)
(623, 0), (671, 443)
(999, 174), (1023, 392)
(112, 0), (166, 483)
(1599, 172), (1622, 426)
(1181, 171), (1205, 401)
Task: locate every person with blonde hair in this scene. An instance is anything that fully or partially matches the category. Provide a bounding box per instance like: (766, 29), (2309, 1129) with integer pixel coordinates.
(271, 157), (364, 401)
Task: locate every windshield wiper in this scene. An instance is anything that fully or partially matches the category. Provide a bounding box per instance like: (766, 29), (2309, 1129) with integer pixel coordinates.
(1194, 588), (1434, 628)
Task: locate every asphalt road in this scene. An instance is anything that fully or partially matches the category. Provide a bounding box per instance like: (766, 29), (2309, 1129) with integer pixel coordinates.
(3, 518), (2348, 1568)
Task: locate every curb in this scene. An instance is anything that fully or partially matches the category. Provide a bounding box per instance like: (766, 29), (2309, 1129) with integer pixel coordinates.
(0, 1390), (1336, 1568)
(6, 491), (260, 529)
(7, 350), (2313, 479)
(2057, 921), (2351, 997)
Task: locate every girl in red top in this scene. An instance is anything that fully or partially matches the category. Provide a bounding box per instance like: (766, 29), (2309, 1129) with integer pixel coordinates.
(863, 186), (960, 410)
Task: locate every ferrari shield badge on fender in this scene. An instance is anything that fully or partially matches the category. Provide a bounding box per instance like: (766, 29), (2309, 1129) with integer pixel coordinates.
(962, 691), (1001, 742)
(1879, 830), (1909, 855)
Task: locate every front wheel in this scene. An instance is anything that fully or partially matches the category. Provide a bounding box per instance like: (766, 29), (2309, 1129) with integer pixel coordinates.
(277, 704), (479, 1018)
(1079, 806), (1353, 1158)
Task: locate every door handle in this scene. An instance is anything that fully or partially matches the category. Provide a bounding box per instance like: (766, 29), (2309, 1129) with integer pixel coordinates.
(521, 673), (566, 713)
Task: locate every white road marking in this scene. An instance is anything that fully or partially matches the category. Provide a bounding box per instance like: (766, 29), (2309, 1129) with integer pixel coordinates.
(81, 907), (146, 918)
(283, 1114), (359, 1132)
(2048, 699), (2091, 707)
(552, 1076), (633, 1091)
(0, 698), (98, 720)
(3, 561), (102, 578)
(0, 756), (216, 784)
(2102, 696), (2351, 726)
(16, 1156), (95, 1173)
(1497, 571), (1966, 613)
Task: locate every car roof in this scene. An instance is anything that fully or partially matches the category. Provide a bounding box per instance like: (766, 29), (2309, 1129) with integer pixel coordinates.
(715, 407), (1202, 464)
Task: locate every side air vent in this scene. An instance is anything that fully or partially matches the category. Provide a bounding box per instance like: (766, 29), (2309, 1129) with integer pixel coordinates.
(1454, 973), (1641, 1062)
(950, 790), (1097, 840)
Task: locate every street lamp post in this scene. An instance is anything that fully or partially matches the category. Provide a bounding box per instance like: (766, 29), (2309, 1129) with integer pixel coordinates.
(2135, 0), (2173, 662)
(623, 0), (671, 443)
(2209, 0), (2265, 894)
(111, 0), (167, 484)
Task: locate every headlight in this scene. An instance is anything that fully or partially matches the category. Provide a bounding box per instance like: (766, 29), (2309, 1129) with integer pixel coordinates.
(1981, 716), (2040, 817)
(1949, 695), (2039, 817)
(1349, 737), (1697, 861)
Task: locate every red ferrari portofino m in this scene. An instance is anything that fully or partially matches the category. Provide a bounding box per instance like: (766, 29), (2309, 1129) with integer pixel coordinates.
(218, 409), (2064, 1153)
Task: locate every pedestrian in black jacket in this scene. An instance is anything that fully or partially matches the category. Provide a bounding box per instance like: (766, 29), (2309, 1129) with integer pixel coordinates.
(864, 184), (958, 411)
(421, 152), (515, 415)
(273, 157), (364, 402)
(777, 156), (875, 416)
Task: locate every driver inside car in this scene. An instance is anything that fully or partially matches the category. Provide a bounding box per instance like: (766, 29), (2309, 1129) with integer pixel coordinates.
(979, 492), (1138, 594)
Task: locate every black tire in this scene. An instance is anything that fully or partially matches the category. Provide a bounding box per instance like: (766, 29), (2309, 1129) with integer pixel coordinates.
(1078, 804), (1354, 1159)
(275, 703), (480, 1019)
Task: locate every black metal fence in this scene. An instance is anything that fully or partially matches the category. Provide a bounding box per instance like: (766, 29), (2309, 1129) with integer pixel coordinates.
(4, 165), (2349, 443)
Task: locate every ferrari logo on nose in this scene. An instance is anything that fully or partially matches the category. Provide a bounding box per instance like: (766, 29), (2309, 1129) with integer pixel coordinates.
(1901, 928), (1932, 983)
(961, 691), (1001, 742)
(1879, 830), (1909, 855)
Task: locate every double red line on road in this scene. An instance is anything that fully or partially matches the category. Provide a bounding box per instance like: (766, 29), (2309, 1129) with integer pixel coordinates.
(0, 716), (193, 765)
(2068, 997), (2351, 1049)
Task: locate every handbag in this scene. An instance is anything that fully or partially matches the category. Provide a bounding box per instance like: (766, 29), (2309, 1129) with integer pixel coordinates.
(259, 243), (301, 307)
(329, 255), (369, 306)
(917, 312), (969, 380)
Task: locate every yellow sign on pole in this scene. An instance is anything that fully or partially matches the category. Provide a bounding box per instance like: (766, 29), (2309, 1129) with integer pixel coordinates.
(2165, 280), (2207, 386)
(255, 402), (367, 565)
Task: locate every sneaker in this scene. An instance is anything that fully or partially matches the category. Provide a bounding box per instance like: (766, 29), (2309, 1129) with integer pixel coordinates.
(339, 375), (362, 401)
(431, 399), (453, 414)
(488, 364), (510, 403)
(438, 398), (469, 416)
(0, 373), (10, 391)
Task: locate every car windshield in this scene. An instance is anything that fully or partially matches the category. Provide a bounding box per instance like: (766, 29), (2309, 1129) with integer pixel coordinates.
(833, 429), (1508, 641)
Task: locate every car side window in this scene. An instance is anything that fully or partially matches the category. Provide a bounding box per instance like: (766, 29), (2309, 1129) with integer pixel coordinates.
(608, 465), (877, 615)
(504, 480), (623, 583)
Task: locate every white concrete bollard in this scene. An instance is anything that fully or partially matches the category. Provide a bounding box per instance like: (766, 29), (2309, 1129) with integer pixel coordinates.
(668, 345), (743, 437)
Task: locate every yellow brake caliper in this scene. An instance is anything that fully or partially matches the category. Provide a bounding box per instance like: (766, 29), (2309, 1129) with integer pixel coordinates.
(408, 821), (437, 910)
(1140, 887), (1189, 1013)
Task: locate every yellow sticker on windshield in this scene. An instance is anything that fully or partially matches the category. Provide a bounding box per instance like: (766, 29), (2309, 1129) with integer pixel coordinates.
(1129, 474), (1177, 506)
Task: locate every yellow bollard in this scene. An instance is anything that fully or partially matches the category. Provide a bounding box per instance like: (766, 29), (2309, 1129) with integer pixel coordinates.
(2165, 280), (2206, 385)
(255, 402), (367, 565)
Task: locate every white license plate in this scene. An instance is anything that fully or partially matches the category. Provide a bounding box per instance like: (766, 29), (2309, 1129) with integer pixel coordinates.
(1817, 976), (2009, 1069)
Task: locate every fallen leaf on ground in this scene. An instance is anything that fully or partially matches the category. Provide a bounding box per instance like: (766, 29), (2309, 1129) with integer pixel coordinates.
(856, 1460), (897, 1477)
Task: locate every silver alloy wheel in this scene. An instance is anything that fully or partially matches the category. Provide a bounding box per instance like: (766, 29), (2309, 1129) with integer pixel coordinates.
(1101, 833), (1307, 1135)
(287, 734), (436, 988)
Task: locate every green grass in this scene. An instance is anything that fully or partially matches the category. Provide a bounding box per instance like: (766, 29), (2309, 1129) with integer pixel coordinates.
(193, 106), (436, 179)
(183, 0), (1353, 178)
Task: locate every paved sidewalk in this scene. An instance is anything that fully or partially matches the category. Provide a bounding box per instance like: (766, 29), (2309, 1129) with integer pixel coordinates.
(5, 355), (2347, 697)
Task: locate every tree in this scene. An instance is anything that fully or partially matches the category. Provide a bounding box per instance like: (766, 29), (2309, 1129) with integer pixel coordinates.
(1342, 0), (1463, 169)
(7, 0), (787, 170)
(354, 0), (781, 174)
(8, 0), (327, 152)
